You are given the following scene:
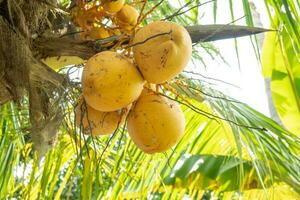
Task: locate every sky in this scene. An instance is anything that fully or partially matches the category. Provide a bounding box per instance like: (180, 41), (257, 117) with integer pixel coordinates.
(171, 0), (271, 116)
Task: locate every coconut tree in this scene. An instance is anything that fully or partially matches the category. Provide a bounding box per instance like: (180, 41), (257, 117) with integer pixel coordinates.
(0, 0), (299, 199)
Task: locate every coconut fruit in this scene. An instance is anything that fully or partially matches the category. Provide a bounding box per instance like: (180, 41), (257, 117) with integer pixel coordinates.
(103, 0), (125, 13)
(132, 21), (192, 84)
(75, 98), (126, 136)
(127, 89), (185, 153)
(116, 4), (139, 30)
(82, 51), (144, 112)
(80, 27), (110, 40)
(73, 6), (105, 30)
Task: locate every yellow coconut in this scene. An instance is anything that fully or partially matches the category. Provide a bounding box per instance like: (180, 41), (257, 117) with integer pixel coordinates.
(116, 4), (139, 29)
(75, 98), (126, 135)
(127, 89), (185, 153)
(82, 51), (144, 112)
(103, 0), (125, 13)
(73, 6), (105, 30)
(132, 21), (192, 84)
(80, 27), (110, 40)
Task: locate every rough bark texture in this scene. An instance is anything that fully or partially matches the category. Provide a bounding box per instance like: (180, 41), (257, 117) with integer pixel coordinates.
(0, 0), (65, 158)
(34, 37), (100, 60)
(0, 82), (13, 104)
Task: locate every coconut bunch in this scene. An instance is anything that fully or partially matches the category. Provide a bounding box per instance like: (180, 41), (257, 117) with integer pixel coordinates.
(75, 1), (192, 154)
(71, 0), (139, 40)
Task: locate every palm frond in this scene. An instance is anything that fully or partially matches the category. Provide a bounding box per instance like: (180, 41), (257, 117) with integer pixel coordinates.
(170, 75), (300, 193)
(261, 4), (300, 134)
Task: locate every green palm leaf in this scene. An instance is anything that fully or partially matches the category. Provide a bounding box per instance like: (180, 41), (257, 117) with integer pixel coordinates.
(262, 21), (300, 134)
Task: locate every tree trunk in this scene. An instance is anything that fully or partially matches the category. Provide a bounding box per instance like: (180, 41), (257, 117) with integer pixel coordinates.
(0, 0), (65, 157)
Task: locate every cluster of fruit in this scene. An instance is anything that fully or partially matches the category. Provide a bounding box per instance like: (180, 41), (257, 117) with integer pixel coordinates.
(74, 1), (192, 154)
(71, 0), (139, 40)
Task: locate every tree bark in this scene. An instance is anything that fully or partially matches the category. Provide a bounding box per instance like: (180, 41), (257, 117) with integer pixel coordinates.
(0, 14), (65, 157)
(34, 37), (100, 60)
(0, 81), (13, 104)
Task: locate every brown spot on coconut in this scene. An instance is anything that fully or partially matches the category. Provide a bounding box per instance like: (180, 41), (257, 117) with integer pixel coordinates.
(132, 21), (192, 84)
(127, 89), (185, 153)
(82, 51), (144, 112)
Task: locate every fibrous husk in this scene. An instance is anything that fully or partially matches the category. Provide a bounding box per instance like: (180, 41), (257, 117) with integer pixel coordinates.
(0, 0), (66, 158)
